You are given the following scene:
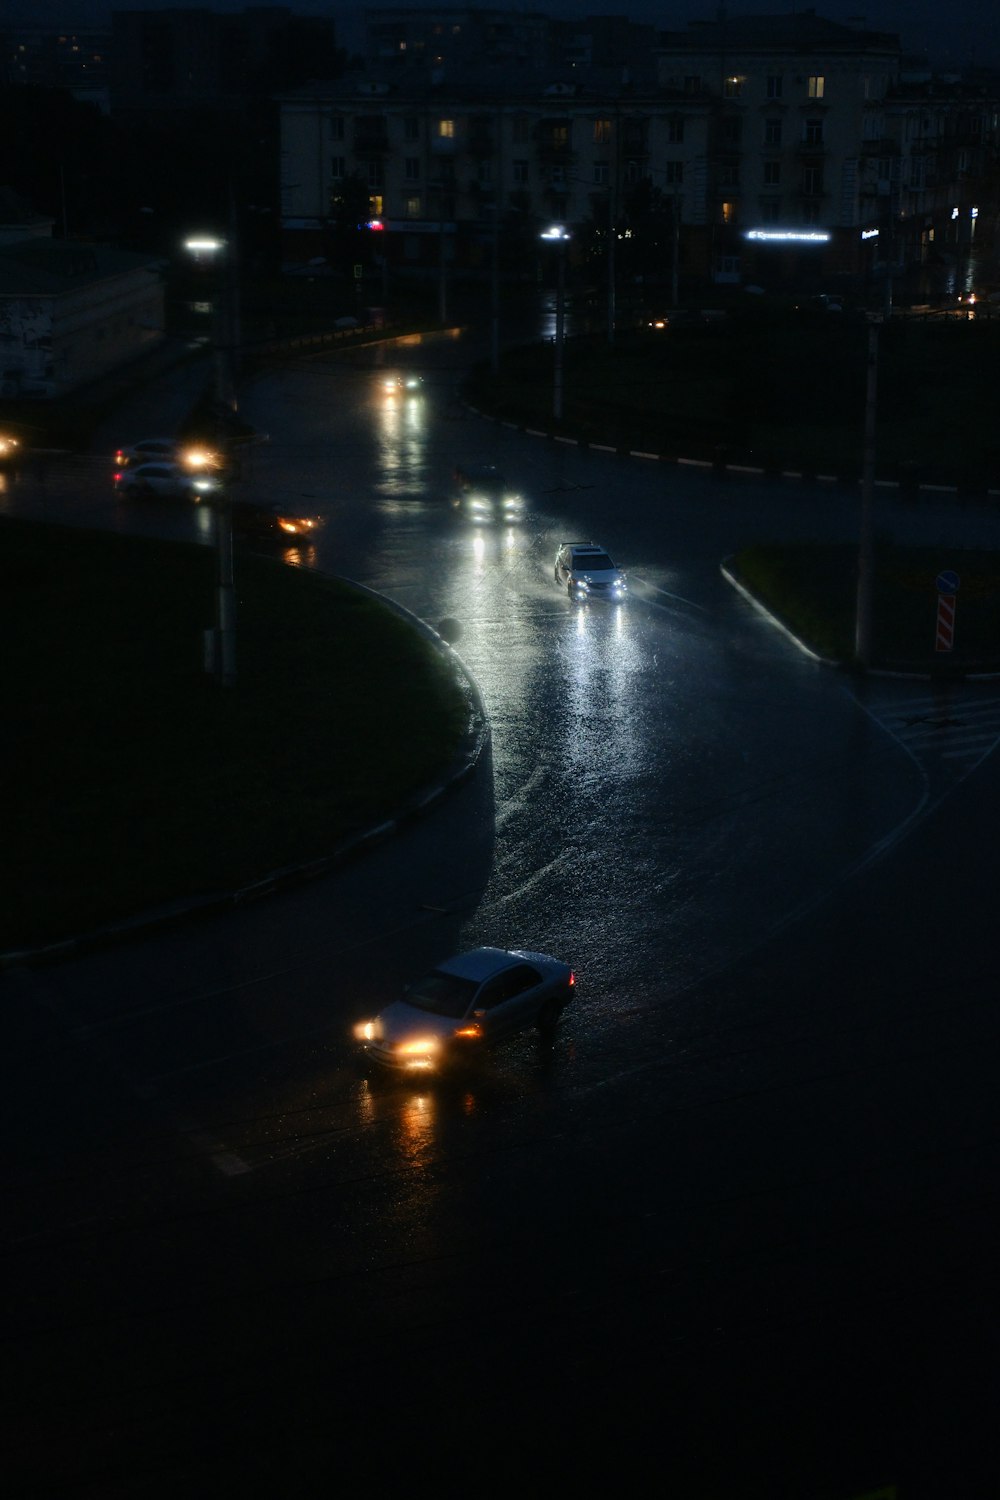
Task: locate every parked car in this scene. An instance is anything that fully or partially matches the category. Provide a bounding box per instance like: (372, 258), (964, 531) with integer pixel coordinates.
(452, 462), (525, 523)
(114, 436), (180, 468)
(554, 542), (628, 602)
(230, 499), (324, 542)
(114, 462), (200, 501)
(354, 946), (575, 1072)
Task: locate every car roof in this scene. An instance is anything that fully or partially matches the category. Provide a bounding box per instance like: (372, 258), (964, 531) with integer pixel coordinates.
(562, 543), (611, 557)
(434, 946), (528, 982)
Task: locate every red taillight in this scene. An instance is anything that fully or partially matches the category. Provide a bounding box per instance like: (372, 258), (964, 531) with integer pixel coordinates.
(568, 971), (575, 986)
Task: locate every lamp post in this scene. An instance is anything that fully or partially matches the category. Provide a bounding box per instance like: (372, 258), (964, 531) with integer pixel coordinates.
(183, 229), (239, 687)
(855, 315), (882, 669)
(540, 224), (571, 421)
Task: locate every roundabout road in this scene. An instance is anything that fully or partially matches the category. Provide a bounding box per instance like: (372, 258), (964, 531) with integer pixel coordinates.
(5, 329), (1000, 1497)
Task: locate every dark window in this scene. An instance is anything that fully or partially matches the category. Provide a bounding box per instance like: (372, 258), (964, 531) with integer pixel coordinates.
(478, 965), (542, 1008)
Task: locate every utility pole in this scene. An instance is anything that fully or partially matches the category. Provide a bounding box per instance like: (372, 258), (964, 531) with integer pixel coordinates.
(540, 226), (571, 421)
(855, 316), (881, 669)
(606, 186), (616, 344)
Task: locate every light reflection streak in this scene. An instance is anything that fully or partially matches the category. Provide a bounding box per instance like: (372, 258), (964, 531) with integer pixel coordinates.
(375, 380), (428, 501)
(562, 600), (646, 784)
(395, 1090), (437, 1168)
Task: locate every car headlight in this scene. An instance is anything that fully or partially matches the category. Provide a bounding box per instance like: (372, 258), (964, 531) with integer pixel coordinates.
(571, 577), (590, 591)
(397, 1037), (441, 1056)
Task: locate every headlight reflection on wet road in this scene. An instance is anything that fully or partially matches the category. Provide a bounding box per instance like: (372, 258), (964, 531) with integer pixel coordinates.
(375, 388), (429, 500)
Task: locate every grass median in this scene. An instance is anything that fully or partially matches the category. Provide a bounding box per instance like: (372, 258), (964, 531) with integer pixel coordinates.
(4, 518), (471, 953)
(465, 309), (1000, 488)
(730, 541), (1000, 673)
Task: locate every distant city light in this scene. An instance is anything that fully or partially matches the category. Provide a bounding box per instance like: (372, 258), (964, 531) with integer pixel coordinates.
(744, 229), (831, 243)
(861, 227), (879, 240)
(540, 224), (572, 240)
(367, 219), (385, 230)
(184, 236), (224, 253)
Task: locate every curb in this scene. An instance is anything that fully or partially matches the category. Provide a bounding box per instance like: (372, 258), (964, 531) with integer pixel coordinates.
(720, 557), (1000, 683)
(0, 585), (490, 973)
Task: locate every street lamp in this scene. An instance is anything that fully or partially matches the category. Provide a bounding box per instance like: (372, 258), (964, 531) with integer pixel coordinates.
(183, 229), (239, 687)
(540, 225), (571, 421)
(855, 315), (882, 669)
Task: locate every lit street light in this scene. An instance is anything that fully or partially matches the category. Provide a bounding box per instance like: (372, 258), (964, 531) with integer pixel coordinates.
(540, 225), (571, 422)
(183, 226), (240, 687)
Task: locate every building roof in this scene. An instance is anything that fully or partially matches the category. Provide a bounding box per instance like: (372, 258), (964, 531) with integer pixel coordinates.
(0, 187), (55, 234)
(657, 10), (899, 56)
(0, 239), (163, 295)
(280, 53), (663, 105)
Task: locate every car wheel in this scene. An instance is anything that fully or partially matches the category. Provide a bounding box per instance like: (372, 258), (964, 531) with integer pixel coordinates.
(536, 999), (563, 1034)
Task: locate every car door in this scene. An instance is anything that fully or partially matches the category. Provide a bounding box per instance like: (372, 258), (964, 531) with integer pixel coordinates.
(475, 964), (545, 1039)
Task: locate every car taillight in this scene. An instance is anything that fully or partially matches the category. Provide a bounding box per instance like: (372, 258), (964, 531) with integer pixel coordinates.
(568, 972), (575, 987)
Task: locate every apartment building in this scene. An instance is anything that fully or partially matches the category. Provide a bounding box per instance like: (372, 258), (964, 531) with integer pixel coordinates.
(278, 9), (999, 293)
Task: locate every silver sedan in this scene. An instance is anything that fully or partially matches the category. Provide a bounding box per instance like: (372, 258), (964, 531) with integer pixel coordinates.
(355, 946), (575, 1072)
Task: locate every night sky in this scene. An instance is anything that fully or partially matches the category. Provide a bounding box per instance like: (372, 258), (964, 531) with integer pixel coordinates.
(11, 0), (1000, 71)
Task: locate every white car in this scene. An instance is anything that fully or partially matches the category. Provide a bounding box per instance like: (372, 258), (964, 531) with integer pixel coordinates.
(114, 437), (179, 468)
(114, 462), (200, 500)
(554, 542), (627, 602)
(355, 946), (575, 1072)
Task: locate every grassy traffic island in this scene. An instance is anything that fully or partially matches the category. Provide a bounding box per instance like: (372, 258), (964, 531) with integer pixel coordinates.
(730, 541), (1000, 675)
(464, 305), (1000, 491)
(3, 518), (473, 956)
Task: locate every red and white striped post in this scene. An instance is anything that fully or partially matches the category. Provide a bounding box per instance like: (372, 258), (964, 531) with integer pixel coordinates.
(935, 571), (960, 654)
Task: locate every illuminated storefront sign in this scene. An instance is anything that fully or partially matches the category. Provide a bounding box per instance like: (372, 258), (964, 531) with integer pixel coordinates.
(743, 229), (831, 243)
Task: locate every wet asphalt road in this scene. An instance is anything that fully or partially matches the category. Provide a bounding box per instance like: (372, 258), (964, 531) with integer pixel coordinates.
(4, 329), (1000, 1496)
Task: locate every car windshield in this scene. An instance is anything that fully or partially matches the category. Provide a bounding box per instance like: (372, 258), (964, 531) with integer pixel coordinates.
(575, 553), (614, 571)
(405, 970), (479, 1018)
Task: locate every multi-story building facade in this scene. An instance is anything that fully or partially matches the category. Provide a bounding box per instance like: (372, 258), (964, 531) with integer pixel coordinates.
(278, 8), (1000, 296)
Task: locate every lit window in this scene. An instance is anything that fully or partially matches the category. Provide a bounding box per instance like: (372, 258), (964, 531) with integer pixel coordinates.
(724, 75), (743, 98)
(593, 118), (611, 144)
(405, 196), (421, 218)
(438, 119), (454, 138)
(721, 200), (736, 224)
(808, 75), (825, 99)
